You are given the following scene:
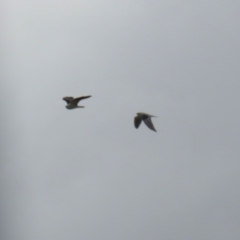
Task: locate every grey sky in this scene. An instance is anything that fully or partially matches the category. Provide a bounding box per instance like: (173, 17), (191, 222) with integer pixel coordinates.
(1, 1), (240, 239)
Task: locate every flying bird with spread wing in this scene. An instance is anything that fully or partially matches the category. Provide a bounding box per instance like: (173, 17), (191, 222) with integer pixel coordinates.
(134, 112), (157, 132)
(63, 95), (92, 109)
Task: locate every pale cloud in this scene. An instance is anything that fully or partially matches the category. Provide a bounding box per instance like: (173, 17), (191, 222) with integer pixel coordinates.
(1, 1), (240, 239)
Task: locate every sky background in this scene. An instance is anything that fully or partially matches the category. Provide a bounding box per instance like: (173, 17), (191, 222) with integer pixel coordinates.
(1, 1), (240, 239)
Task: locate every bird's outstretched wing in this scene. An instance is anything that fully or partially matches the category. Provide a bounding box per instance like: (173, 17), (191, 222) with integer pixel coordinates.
(72, 95), (92, 105)
(63, 97), (74, 103)
(143, 117), (157, 132)
(134, 115), (142, 129)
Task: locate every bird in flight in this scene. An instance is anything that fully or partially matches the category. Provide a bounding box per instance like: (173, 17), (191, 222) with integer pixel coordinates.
(63, 95), (92, 109)
(134, 112), (157, 132)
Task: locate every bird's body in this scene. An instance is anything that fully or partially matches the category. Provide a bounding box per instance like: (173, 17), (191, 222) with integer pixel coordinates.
(134, 112), (157, 132)
(63, 96), (91, 109)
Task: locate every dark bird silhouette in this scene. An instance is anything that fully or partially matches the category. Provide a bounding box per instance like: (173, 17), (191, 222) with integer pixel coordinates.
(63, 96), (91, 109)
(134, 112), (157, 132)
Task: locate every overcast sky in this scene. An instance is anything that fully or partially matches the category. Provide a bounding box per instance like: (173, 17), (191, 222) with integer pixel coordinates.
(1, 1), (240, 239)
